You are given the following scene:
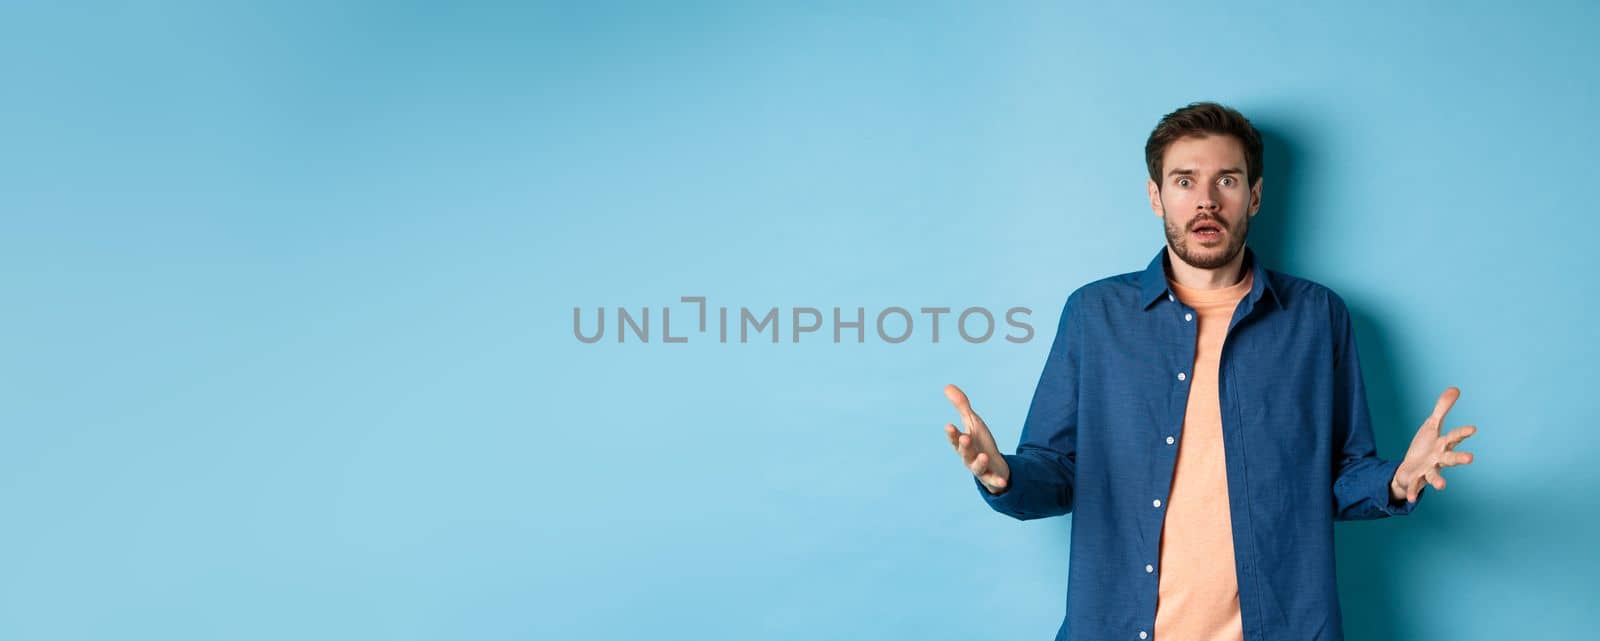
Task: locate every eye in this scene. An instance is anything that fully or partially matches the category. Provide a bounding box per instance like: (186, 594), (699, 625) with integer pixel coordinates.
(1177, 178), (1191, 187)
(1219, 176), (1236, 187)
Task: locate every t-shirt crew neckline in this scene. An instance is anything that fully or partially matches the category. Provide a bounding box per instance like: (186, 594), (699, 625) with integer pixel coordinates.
(1166, 267), (1255, 305)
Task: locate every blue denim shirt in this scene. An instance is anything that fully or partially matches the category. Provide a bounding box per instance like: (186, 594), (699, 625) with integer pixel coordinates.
(976, 244), (1423, 641)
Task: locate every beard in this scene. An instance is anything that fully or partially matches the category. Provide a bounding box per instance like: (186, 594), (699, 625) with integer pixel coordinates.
(1163, 208), (1251, 270)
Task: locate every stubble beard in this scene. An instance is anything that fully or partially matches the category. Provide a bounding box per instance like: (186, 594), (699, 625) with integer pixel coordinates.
(1163, 206), (1251, 271)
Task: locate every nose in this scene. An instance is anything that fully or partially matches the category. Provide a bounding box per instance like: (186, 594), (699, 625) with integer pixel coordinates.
(1196, 186), (1221, 213)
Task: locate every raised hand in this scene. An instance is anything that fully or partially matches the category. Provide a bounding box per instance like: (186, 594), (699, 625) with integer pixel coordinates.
(943, 384), (1012, 494)
(1391, 386), (1479, 503)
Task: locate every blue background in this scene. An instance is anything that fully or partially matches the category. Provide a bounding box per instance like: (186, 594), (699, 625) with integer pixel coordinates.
(4, 1), (1596, 639)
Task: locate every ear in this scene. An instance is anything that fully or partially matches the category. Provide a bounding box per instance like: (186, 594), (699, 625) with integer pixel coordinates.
(1248, 177), (1263, 216)
(1147, 178), (1164, 217)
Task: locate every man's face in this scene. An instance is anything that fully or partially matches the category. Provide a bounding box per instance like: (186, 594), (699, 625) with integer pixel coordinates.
(1147, 134), (1262, 270)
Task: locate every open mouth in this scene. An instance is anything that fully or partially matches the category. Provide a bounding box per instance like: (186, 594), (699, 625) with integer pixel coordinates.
(1191, 222), (1224, 242)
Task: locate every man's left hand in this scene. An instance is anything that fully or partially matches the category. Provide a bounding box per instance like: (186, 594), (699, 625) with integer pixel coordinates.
(1391, 386), (1479, 503)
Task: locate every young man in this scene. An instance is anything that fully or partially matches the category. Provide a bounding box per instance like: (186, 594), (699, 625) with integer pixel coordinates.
(941, 102), (1479, 641)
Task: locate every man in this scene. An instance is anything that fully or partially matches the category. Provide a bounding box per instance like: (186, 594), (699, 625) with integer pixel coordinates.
(941, 101), (1479, 641)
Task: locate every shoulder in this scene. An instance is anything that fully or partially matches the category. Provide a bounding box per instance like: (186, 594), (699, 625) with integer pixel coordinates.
(1265, 268), (1350, 320)
(1063, 270), (1145, 312)
(1266, 269), (1360, 363)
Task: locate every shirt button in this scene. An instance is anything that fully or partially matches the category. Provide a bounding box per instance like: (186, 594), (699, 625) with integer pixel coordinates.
(1153, 499), (1162, 508)
(1184, 313), (1193, 322)
(1146, 563), (1154, 573)
(1177, 372), (1186, 381)
(1167, 293), (1174, 302)
(1166, 435), (1175, 444)
(1140, 631), (1148, 640)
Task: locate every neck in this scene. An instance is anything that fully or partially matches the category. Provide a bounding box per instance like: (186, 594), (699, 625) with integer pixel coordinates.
(1164, 245), (1249, 290)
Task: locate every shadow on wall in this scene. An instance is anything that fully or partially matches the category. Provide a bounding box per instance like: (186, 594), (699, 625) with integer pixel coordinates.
(1251, 113), (1417, 641)
(1250, 112), (1543, 641)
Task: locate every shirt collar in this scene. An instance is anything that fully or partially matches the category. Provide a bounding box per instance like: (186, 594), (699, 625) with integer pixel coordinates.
(1138, 244), (1283, 311)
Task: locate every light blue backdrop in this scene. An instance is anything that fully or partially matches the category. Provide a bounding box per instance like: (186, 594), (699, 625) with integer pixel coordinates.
(3, 2), (1595, 639)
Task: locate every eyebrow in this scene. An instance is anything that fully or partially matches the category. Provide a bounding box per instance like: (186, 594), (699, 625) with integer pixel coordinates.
(1167, 167), (1245, 178)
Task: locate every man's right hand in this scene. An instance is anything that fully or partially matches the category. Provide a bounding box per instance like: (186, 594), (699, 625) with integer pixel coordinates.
(943, 383), (1012, 495)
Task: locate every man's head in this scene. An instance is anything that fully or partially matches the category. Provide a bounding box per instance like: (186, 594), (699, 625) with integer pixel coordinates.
(1144, 102), (1264, 271)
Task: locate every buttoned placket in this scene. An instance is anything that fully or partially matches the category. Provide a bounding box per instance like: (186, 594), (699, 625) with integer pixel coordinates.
(1141, 290), (1197, 640)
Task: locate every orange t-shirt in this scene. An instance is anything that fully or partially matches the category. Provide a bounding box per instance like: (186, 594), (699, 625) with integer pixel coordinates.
(1153, 268), (1254, 641)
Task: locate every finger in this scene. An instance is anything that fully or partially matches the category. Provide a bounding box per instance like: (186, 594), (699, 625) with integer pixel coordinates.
(970, 452), (991, 476)
(958, 433), (977, 463)
(944, 383), (983, 433)
(945, 383), (985, 423)
(966, 415), (996, 452)
(944, 384), (973, 413)
(1426, 468), (1447, 491)
(980, 459), (1008, 490)
(967, 407), (992, 436)
(1443, 425), (1477, 449)
(949, 387), (1001, 448)
(1406, 470), (1428, 503)
(975, 455), (1007, 490)
(1428, 386), (1461, 425)
(1441, 450), (1475, 466)
(945, 423), (961, 448)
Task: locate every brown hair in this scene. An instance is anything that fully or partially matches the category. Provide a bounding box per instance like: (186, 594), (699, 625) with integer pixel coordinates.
(1144, 101), (1263, 190)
